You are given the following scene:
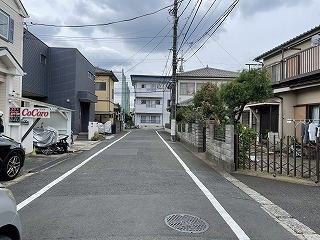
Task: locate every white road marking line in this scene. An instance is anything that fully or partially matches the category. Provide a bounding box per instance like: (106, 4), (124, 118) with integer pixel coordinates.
(17, 132), (131, 211)
(157, 131), (250, 240)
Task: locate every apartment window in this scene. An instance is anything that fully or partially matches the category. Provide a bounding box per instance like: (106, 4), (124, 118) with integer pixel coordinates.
(88, 71), (95, 82)
(112, 89), (114, 99)
(40, 54), (47, 65)
(140, 115), (160, 124)
(95, 82), (106, 91)
(0, 10), (14, 43)
(141, 100), (146, 104)
(180, 83), (195, 95)
(141, 84), (145, 88)
(146, 84), (156, 92)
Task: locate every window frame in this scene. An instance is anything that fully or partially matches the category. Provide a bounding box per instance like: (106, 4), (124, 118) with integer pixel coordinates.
(0, 10), (9, 41)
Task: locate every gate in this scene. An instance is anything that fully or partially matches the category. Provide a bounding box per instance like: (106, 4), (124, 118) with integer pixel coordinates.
(235, 134), (320, 182)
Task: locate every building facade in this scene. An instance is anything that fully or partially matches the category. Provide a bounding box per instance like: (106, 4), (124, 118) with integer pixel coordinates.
(23, 30), (97, 135)
(131, 75), (171, 128)
(246, 25), (320, 141)
(0, 0), (28, 140)
(176, 67), (238, 105)
(95, 67), (119, 123)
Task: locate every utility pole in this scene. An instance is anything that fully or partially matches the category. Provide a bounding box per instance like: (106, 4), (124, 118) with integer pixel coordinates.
(171, 0), (178, 141)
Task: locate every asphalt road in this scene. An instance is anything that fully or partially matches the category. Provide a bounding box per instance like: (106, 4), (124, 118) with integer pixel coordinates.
(5, 129), (318, 239)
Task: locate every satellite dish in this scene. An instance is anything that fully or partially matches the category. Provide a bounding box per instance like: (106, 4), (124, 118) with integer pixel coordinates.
(311, 34), (320, 46)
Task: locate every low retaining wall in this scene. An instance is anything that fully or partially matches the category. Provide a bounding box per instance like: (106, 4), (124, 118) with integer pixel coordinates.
(177, 123), (235, 172)
(177, 123), (203, 153)
(205, 124), (235, 172)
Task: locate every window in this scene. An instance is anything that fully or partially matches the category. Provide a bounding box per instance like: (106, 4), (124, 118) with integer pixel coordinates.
(95, 82), (106, 91)
(88, 71), (95, 82)
(308, 105), (320, 124)
(141, 100), (146, 104)
(180, 83), (195, 95)
(40, 54), (46, 65)
(140, 115), (160, 124)
(196, 83), (204, 92)
(0, 10), (13, 43)
(141, 84), (145, 88)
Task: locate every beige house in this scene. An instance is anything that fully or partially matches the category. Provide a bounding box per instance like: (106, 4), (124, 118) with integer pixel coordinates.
(95, 67), (119, 123)
(177, 67), (238, 105)
(246, 25), (320, 141)
(0, 0), (28, 138)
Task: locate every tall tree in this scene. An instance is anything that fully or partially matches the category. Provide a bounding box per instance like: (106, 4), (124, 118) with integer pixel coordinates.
(193, 82), (223, 121)
(219, 68), (273, 125)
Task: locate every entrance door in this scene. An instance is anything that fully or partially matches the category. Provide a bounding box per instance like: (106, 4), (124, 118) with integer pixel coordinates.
(260, 105), (279, 138)
(80, 103), (90, 132)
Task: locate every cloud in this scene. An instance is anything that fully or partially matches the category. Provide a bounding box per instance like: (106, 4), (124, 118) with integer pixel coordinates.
(237, 0), (312, 18)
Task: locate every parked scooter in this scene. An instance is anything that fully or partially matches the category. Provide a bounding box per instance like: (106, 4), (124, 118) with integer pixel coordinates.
(33, 126), (69, 155)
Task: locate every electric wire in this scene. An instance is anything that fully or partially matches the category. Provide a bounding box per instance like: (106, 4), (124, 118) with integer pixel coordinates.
(25, 1), (183, 28)
(184, 0), (239, 61)
(115, 21), (171, 69)
(178, 0), (203, 55)
(178, 0), (219, 53)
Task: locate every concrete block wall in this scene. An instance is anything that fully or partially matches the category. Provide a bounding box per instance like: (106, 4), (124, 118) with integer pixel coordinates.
(178, 123), (203, 152)
(205, 124), (235, 172)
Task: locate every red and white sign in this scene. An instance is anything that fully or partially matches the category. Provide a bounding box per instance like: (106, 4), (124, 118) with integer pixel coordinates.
(21, 107), (50, 118)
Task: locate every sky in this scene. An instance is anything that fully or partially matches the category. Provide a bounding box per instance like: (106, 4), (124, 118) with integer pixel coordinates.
(20, 0), (320, 106)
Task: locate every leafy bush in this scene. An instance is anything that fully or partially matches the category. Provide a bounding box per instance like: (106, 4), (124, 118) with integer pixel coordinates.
(91, 131), (104, 141)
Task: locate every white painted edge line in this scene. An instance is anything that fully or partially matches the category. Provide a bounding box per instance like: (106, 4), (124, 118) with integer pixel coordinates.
(156, 131), (250, 240)
(17, 132), (131, 211)
(218, 171), (320, 240)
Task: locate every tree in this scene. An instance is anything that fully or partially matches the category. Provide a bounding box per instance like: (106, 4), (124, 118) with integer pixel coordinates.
(193, 82), (224, 122)
(176, 105), (195, 123)
(219, 68), (273, 125)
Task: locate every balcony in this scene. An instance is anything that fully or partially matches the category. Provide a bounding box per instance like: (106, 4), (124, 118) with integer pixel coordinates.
(266, 45), (320, 82)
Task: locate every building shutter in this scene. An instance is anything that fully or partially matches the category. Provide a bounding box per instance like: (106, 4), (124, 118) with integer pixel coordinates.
(9, 18), (14, 43)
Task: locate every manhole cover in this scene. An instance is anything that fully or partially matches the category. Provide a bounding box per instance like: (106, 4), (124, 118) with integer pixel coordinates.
(164, 213), (209, 233)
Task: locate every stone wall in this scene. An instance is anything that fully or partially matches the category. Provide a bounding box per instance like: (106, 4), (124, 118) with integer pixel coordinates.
(178, 123), (204, 152)
(205, 124), (235, 172)
(177, 123), (235, 172)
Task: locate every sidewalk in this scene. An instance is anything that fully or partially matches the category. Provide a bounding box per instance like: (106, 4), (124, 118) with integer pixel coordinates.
(22, 135), (115, 174)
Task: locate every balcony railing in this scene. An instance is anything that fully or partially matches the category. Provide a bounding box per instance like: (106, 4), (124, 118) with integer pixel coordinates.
(266, 45), (320, 82)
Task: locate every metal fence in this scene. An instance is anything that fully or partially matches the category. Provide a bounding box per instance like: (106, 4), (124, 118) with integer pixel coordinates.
(235, 134), (320, 182)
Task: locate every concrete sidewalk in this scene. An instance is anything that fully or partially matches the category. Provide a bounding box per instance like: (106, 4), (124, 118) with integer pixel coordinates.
(23, 134), (115, 174)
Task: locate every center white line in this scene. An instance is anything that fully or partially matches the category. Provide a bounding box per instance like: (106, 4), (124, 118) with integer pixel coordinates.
(17, 132), (131, 211)
(156, 131), (250, 240)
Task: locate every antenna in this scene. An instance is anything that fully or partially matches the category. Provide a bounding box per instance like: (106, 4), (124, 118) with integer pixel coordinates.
(311, 34), (320, 46)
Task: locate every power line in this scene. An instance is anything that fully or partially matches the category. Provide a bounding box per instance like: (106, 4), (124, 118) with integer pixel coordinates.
(178, 0), (220, 53)
(25, 2), (183, 28)
(115, 21), (171, 69)
(184, 0), (239, 61)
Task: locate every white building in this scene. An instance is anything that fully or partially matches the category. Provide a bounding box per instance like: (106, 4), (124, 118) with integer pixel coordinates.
(131, 75), (171, 128)
(0, 0), (28, 139)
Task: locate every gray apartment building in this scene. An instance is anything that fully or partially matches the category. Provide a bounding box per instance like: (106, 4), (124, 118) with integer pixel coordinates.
(22, 30), (97, 134)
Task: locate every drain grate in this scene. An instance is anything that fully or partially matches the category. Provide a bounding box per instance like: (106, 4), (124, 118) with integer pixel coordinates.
(164, 213), (209, 233)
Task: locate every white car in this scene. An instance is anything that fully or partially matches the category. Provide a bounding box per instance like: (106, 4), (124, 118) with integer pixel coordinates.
(0, 183), (21, 240)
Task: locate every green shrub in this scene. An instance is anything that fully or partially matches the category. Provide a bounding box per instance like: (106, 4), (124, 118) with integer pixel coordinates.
(91, 131), (104, 141)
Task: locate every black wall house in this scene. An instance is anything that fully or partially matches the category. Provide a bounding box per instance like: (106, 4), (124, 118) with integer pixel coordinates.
(23, 30), (97, 135)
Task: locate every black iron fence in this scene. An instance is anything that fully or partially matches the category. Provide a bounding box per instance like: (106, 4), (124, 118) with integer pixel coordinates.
(235, 134), (320, 182)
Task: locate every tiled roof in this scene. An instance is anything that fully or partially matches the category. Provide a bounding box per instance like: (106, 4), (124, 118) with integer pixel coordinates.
(95, 67), (119, 82)
(130, 75), (172, 83)
(177, 67), (238, 78)
(254, 25), (320, 61)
